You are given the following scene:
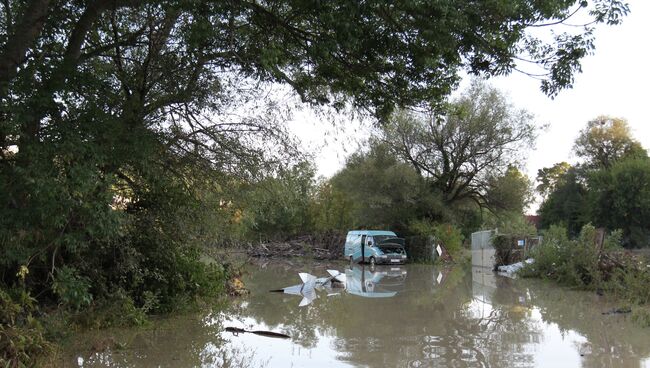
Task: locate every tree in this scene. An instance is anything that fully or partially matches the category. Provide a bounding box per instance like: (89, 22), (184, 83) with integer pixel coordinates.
(485, 166), (533, 215)
(536, 162), (572, 199)
(310, 181), (355, 232)
(538, 168), (590, 237)
(574, 116), (648, 169)
(381, 80), (537, 211)
(330, 143), (434, 232)
(242, 162), (316, 238)
(588, 158), (650, 247)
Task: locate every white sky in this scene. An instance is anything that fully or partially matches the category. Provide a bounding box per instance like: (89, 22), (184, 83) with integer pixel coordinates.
(289, 0), (650, 187)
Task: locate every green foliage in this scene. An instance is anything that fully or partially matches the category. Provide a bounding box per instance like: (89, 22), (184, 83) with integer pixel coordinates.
(605, 265), (650, 306)
(632, 307), (650, 328)
(588, 158), (650, 247)
(0, 289), (51, 367)
(310, 182), (354, 232)
(432, 223), (464, 256)
(485, 212), (537, 238)
(538, 117), (650, 248)
(520, 224), (603, 288)
(380, 81), (537, 213)
(330, 143), (432, 232)
(574, 116), (647, 169)
(242, 162), (316, 238)
(52, 267), (92, 311)
(536, 162), (571, 199)
(0, 0), (635, 355)
(538, 168), (590, 237)
(409, 220), (464, 256)
(485, 166), (533, 215)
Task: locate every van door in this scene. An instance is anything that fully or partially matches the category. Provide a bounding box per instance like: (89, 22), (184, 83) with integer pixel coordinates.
(360, 235), (366, 262)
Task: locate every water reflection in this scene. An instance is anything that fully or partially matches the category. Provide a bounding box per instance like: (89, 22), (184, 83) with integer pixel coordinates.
(273, 264), (407, 306)
(64, 262), (650, 367)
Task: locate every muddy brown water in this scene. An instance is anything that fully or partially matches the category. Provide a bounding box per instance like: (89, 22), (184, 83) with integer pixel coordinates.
(61, 261), (650, 367)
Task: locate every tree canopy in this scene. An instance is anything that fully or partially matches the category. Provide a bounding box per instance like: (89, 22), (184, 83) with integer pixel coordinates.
(538, 117), (650, 246)
(574, 116), (647, 169)
(379, 80), (537, 210)
(536, 161), (571, 199)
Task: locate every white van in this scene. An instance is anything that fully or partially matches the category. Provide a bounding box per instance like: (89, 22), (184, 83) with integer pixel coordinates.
(344, 230), (407, 267)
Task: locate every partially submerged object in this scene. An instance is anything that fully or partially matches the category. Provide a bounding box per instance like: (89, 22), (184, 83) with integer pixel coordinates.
(271, 265), (405, 306)
(270, 270), (345, 306)
(602, 307), (632, 315)
(497, 258), (534, 275)
(225, 326), (290, 339)
(344, 230), (408, 266)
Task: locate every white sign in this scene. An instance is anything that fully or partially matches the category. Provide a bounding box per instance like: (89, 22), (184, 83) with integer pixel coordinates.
(436, 244), (443, 257)
(517, 239), (525, 247)
(436, 272), (443, 284)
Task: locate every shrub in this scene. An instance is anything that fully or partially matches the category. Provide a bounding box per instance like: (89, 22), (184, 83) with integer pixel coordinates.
(0, 289), (51, 367)
(52, 267), (93, 311)
(520, 224), (602, 288)
(408, 220), (464, 258)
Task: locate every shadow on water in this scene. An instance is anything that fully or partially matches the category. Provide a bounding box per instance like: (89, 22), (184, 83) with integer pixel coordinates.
(63, 261), (650, 367)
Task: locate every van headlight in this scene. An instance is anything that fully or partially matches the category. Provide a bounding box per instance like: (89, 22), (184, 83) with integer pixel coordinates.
(380, 255), (387, 258)
(401, 255), (407, 259)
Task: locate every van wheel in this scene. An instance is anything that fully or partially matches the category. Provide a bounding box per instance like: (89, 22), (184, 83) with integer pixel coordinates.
(369, 257), (376, 271)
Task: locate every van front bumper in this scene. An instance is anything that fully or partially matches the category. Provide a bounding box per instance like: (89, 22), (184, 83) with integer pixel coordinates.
(377, 257), (407, 264)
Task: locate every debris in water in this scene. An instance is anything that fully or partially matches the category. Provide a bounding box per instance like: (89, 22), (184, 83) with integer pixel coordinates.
(602, 307), (632, 315)
(271, 266), (404, 306)
(225, 326), (290, 339)
(497, 258), (534, 275)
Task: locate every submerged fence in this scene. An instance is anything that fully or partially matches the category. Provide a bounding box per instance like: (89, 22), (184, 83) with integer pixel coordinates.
(471, 230), (496, 269)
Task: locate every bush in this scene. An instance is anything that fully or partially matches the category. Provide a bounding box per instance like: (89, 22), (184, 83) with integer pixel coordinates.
(519, 224), (602, 288)
(0, 289), (51, 367)
(408, 220), (464, 261)
(52, 267), (93, 311)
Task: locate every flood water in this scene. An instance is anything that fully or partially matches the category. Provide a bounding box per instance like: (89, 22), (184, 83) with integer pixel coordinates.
(63, 261), (650, 367)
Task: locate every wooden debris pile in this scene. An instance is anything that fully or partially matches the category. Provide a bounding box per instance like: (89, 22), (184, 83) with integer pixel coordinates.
(247, 231), (346, 260)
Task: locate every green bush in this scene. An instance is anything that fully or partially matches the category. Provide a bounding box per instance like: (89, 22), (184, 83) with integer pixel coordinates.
(409, 220), (464, 257)
(52, 267), (92, 311)
(520, 224), (602, 288)
(0, 289), (51, 367)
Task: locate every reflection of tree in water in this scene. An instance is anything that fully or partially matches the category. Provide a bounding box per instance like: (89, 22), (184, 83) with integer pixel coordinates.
(519, 278), (650, 368)
(64, 312), (265, 367)
(67, 262), (650, 367)
(231, 262), (349, 348)
(240, 263), (544, 367)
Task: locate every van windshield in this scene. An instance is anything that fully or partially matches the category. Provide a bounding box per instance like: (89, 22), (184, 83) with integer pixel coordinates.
(373, 235), (401, 244)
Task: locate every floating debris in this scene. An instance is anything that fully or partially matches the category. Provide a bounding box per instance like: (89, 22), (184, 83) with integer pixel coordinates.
(225, 326), (290, 339)
(602, 307), (632, 315)
(271, 266), (405, 306)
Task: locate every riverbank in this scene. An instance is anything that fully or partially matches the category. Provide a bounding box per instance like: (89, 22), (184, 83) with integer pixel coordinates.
(518, 224), (650, 326)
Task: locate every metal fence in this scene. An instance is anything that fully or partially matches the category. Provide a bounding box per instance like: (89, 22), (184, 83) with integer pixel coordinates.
(471, 230), (496, 269)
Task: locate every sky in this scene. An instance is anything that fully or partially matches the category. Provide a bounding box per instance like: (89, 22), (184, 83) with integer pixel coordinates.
(288, 0), (650, 196)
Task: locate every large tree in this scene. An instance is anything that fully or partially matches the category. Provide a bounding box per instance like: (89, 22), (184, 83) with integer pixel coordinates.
(588, 158), (650, 247)
(536, 161), (572, 199)
(485, 165), (533, 215)
(574, 116), (648, 169)
(380, 80), (537, 211)
(538, 167), (590, 237)
(330, 143), (433, 233)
